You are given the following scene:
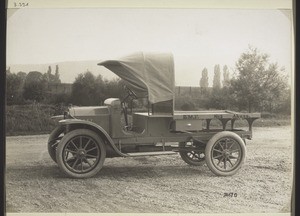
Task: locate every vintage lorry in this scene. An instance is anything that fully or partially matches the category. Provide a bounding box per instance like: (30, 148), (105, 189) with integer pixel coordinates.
(48, 52), (260, 178)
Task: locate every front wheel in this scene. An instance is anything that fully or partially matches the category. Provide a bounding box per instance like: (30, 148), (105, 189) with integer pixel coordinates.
(56, 129), (106, 178)
(205, 131), (246, 176)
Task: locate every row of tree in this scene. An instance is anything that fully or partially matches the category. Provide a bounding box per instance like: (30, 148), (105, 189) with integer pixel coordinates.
(6, 65), (61, 104)
(200, 64), (230, 89)
(195, 46), (290, 113)
(6, 46), (291, 114)
(6, 65), (125, 106)
(71, 72), (124, 106)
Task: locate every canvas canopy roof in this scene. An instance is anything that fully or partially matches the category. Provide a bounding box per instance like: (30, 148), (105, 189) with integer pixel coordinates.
(98, 52), (175, 104)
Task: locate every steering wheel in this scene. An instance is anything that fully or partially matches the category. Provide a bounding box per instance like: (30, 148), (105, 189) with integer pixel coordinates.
(125, 86), (138, 99)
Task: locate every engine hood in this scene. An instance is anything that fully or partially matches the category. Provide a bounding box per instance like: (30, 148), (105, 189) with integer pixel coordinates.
(69, 106), (110, 117)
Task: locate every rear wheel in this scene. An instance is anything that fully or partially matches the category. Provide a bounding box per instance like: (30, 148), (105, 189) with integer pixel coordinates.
(56, 129), (106, 178)
(179, 142), (205, 166)
(205, 131), (246, 176)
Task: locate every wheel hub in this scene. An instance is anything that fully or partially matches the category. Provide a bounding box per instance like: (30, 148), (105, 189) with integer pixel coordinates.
(223, 150), (230, 157)
(77, 149), (86, 158)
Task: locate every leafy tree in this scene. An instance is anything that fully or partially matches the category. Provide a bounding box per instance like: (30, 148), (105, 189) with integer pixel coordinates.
(213, 64), (221, 89)
(71, 71), (98, 105)
(54, 65), (61, 83)
(222, 65), (230, 87)
(207, 87), (236, 110)
(231, 46), (288, 112)
(6, 70), (27, 104)
(50, 93), (72, 104)
(6, 73), (23, 104)
(200, 68), (209, 88)
(47, 66), (52, 75)
(24, 71), (43, 83)
(55, 65), (59, 74)
(43, 65), (60, 84)
(17, 71), (27, 81)
(102, 77), (124, 99)
(72, 71), (127, 106)
(274, 87), (291, 114)
(23, 71), (47, 102)
(71, 71), (113, 105)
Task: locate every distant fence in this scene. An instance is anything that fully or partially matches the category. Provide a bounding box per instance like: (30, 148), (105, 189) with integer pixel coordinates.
(175, 86), (212, 97)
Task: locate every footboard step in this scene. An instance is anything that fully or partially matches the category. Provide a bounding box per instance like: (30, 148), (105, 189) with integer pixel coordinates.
(127, 151), (177, 157)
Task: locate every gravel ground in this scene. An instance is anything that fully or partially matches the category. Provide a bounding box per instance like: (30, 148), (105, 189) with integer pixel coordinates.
(5, 126), (293, 213)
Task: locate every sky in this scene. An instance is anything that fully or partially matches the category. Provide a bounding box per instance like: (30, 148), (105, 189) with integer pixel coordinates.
(6, 8), (292, 86)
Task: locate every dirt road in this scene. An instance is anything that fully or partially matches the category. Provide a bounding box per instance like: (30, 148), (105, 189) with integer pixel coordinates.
(6, 126), (293, 213)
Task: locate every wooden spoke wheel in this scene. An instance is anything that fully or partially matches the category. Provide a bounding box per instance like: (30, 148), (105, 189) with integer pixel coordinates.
(205, 131), (246, 176)
(179, 142), (205, 166)
(56, 129), (106, 178)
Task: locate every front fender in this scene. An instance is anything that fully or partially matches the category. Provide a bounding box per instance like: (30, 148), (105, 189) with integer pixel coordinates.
(58, 119), (127, 157)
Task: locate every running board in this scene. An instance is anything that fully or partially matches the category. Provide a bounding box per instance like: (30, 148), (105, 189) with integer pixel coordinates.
(126, 151), (177, 157)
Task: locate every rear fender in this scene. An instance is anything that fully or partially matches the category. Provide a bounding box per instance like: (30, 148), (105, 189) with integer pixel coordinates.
(58, 119), (127, 157)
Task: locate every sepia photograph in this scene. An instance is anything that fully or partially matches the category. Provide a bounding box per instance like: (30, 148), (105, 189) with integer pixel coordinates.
(5, 1), (294, 215)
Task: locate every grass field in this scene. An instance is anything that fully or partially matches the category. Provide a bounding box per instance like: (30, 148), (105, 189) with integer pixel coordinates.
(5, 104), (291, 136)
